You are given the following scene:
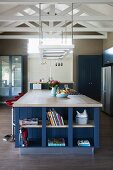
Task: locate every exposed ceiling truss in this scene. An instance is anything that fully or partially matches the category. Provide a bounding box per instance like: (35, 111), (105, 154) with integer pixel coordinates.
(0, 1), (113, 39)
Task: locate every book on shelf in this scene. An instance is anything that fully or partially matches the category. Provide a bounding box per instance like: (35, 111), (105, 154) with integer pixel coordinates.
(47, 109), (64, 126)
(19, 118), (38, 126)
(48, 138), (66, 147)
(60, 116), (64, 125)
(51, 111), (57, 126)
(47, 111), (55, 126)
(56, 113), (60, 126)
(57, 113), (61, 125)
(77, 140), (91, 147)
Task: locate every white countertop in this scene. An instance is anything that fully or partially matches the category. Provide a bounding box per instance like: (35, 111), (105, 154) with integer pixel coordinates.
(13, 90), (102, 108)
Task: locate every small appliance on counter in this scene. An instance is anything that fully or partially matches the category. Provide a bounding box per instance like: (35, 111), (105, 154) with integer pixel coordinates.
(76, 109), (88, 125)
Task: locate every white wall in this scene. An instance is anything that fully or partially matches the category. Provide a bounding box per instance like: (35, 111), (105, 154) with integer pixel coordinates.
(28, 53), (73, 83)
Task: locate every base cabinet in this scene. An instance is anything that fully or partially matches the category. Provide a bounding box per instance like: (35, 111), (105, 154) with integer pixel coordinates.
(14, 107), (100, 154)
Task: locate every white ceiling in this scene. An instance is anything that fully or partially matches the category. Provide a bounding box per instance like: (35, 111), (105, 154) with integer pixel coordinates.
(0, 0), (113, 39)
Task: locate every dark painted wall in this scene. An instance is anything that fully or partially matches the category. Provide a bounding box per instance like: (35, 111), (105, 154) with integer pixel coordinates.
(0, 39), (28, 55)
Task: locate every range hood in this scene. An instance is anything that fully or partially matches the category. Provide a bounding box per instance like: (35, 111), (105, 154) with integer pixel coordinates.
(39, 44), (74, 60)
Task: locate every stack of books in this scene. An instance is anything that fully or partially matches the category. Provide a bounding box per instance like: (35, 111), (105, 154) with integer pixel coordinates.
(77, 140), (90, 147)
(48, 138), (66, 147)
(47, 109), (64, 126)
(19, 118), (38, 126)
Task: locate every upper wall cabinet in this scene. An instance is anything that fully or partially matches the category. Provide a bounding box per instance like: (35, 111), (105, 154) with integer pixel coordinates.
(103, 47), (113, 66)
(0, 55), (27, 102)
(77, 55), (102, 101)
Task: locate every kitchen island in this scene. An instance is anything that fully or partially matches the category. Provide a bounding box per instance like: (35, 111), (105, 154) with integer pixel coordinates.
(13, 90), (102, 155)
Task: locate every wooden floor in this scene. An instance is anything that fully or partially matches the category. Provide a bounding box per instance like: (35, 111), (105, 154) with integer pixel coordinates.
(0, 105), (113, 170)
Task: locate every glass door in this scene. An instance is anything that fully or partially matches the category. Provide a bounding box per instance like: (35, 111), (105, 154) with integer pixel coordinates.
(0, 56), (23, 101)
(11, 56), (22, 96)
(0, 56), (10, 97)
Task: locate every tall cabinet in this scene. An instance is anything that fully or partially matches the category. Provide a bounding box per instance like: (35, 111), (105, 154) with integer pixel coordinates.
(0, 55), (27, 102)
(77, 55), (102, 101)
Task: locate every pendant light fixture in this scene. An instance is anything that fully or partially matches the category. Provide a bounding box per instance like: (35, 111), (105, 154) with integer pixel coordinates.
(39, 3), (74, 60)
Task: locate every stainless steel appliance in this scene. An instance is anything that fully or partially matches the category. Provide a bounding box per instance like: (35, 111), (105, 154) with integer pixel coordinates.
(101, 66), (113, 116)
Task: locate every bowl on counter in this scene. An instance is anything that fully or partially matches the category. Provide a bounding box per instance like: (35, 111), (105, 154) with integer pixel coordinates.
(56, 93), (68, 98)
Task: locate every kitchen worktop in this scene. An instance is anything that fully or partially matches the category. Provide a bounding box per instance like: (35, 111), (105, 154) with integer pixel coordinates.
(13, 90), (102, 107)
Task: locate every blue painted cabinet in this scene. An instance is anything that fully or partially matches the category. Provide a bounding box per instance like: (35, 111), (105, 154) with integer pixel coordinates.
(14, 106), (100, 154)
(77, 55), (102, 101)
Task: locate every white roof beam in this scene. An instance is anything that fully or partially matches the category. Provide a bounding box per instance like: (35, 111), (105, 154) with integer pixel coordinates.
(43, 33), (107, 39)
(42, 22), (49, 27)
(66, 21), (77, 29)
(49, 4), (55, 15)
(29, 5), (48, 16)
(0, 34), (107, 39)
(0, 0), (113, 5)
(20, 11), (29, 16)
(74, 10), (84, 16)
(0, 15), (113, 21)
(20, 8), (48, 28)
(78, 6), (106, 35)
(78, 21), (105, 35)
(78, 21), (97, 28)
(0, 21), (24, 27)
(0, 27), (112, 32)
(54, 21), (66, 28)
(24, 22), (36, 28)
(80, 5), (104, 15)
(58, 6), (72, 16)
(58, 3), (81, 16)
(49, 4), (55, 27)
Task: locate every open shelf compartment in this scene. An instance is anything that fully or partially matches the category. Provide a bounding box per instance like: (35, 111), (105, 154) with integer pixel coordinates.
(73, 128), (94, 147)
